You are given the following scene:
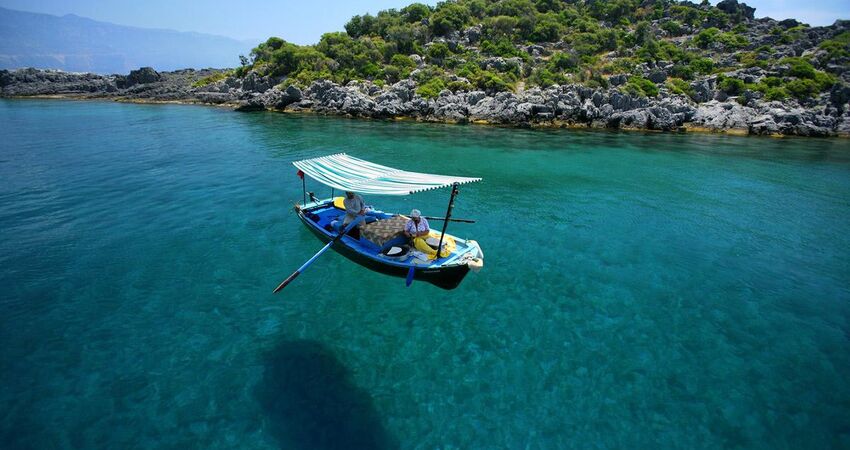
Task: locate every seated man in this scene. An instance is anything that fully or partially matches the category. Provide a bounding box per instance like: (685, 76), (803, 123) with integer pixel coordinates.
(339, 191), (366, 238)
(404, 209), (439, 259)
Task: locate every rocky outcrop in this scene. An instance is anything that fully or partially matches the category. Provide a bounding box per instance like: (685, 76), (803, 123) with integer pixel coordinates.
(219, 77), (842, 136)
(2, 67), (849, 137)
(0, 67), (230, 102)
(115, 67), (162, 89)
(0, 68), (118, 96)
(716, 0), (756, 21)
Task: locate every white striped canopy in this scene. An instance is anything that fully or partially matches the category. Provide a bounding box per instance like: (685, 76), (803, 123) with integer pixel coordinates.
(292, 153), (482, 195)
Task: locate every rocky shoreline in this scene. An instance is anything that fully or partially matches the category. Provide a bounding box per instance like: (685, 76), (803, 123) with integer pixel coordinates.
(2, 66), (849, 137)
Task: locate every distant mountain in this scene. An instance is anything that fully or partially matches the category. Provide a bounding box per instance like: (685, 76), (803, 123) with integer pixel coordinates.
(0, 7), (256, 74)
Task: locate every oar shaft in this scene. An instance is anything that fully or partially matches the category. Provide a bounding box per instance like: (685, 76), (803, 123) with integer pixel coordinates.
(423, 216), (475, 223)
(272, 241), (333, 293)
(273, 215), (363, 294)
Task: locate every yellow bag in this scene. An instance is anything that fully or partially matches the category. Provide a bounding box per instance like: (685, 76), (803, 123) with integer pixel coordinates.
(414, 231), (455, 259)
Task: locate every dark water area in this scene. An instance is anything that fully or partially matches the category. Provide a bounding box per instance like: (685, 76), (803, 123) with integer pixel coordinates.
(1, 99), (849, 449)
(257, 340), (397, 450)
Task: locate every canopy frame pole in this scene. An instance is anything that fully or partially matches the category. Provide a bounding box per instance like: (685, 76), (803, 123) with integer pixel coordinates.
(301, 176), (306, 205)
(435, 182), (458, 260)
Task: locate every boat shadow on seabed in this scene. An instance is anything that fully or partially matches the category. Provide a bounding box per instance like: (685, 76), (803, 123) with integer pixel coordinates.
(255, 339), (399, 450)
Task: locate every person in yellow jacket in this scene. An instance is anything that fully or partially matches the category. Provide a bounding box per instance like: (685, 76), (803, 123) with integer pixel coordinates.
(404, 209), (440, 259)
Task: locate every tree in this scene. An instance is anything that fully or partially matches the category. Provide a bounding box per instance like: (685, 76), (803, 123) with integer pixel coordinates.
(530, 13), (563, 42)
(345, 14), (376, 38)
(250, 37), (287, 64)
(637, 38), (661, 63)
(549, 52), (579, 72)
(386, 23), (417, 55)
(483, 16), (518, 39)
(430, 3), (470, 36)
(534, 0), (563, 13)
(588, 0), (638, 23)
(634, 21), (652, 46)
(427, 42), (451, 63)
(486, 0), (536, 18)
(402, 3), (431, 23)
(693, 28), (721, 49)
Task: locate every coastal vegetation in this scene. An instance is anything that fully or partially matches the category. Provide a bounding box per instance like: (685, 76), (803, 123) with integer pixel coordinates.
(192, 70), (232, 87)
(234, 0), (847, 102)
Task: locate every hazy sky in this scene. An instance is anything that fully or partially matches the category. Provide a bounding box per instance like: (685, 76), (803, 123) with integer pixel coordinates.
(0, 0), (847, 44)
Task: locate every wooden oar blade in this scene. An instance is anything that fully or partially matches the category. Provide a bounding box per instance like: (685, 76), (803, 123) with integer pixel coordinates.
(272, 271), (300, 293)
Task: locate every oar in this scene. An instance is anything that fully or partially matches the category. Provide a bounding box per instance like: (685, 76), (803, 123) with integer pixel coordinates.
(272, 216), (364, 293)
(423, 216), (475, 223)
(400, 215), (475, 224)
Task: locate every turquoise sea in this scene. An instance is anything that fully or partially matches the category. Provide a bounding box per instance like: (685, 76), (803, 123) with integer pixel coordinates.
(1, 98), (849, 449)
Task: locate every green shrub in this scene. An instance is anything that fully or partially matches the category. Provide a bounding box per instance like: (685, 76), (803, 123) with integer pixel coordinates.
(669, 64), (695, 80)
(717, 32), (748, 49)
(693, 28), (747, 49)
(530, 13), (564, 42)
(411, 65), (445, 84)
(661, 20), (684, 37)
(447, 80), (473, 92)
(764, 87), (788, 101)
(813, 71), (837, 91)
(761, 76), (782, 88)
(783, 57), (816, 79)
(693, 27), (721, 48)
(401, 3), (431, 23)
(390, 54), (416, 69)
(736, 51), (768, 68)
(192, 71), (230, 87)
(233, 65), (249, 78)
(480, 39), (523, 58)
(785, 78), (819, 99)
(291, 69), (336, 87)
(666, 78), (695, 98)
(416, 77), (446, 99)
(427, 42), (451, 61)
(430, 2), (470, 36)
(637, 38), (662, 63)
(670, 5), (701, 26)
(719, 77), (745, 95)
(456, 60), (482, 79)
(689, 57), (714, 75)
(483, 15), (518, 39)
(383, 65), (401, 82)
(473, 70), (513, 92)
(624, 76), (658, 97)
(602, 57), (638, 75)
(549, 52), (579, 72)
(529, 67), (567, 87)
(818, 31), (850, 64)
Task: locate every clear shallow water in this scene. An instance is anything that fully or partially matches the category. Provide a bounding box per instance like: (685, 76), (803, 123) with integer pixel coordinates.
(1, 98), (849, 449)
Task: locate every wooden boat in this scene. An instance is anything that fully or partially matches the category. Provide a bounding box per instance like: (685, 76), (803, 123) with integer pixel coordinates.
(289, 154), (484, 290)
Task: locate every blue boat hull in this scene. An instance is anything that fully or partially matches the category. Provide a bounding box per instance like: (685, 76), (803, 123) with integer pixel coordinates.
(296, 206), (472, 290)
